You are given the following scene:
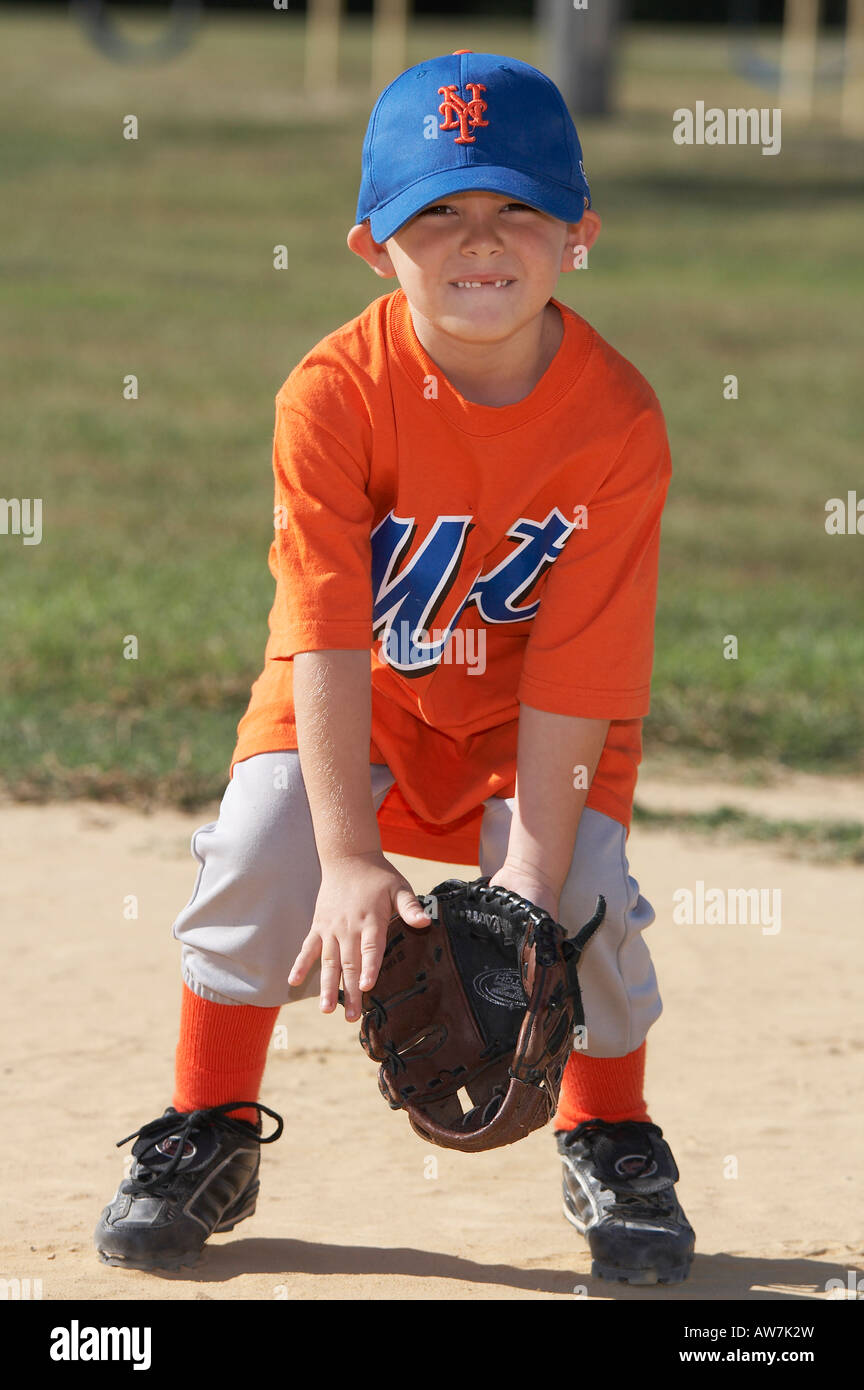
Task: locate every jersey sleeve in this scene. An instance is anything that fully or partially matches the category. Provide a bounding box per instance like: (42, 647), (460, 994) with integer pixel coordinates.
(517, 400), (672, 719)
(265, 377), (376, 659)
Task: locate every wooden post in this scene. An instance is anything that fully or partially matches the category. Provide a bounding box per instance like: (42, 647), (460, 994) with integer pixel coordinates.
(537, 0), (627, 117)
(306, 0), (341, 95)
(842, 0), (864, 136)
(372, 0), (409, 95)
(779, 0), (821, 121)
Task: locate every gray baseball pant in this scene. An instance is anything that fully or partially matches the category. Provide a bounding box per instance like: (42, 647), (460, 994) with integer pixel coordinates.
(171, 751), (662, 1057)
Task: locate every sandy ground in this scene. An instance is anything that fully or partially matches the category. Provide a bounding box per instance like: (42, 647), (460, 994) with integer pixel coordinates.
(1, 764), (862, 1302)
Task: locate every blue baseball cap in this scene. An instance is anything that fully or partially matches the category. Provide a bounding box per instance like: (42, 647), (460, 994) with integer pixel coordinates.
(356, 50), (591, 244)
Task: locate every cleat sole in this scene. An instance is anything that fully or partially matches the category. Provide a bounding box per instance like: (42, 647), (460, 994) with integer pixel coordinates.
(563, 1199), (694, 1286)
(96, 1190), (257, 1271)
(592, 1259), (692, 1286)
(96, 1248), (202, 1273)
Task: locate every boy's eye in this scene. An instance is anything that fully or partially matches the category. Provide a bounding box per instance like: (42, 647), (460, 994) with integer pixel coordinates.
(420, 202), (534, 217)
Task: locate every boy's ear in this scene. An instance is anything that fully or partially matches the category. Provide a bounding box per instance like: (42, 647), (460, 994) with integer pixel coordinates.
(561, 209), (601, 271)
(347, 221), (397, 279)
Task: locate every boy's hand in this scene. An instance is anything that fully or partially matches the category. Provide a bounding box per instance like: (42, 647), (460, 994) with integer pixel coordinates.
(288, 851), (431, 1021)
(487, 863), (561, 923)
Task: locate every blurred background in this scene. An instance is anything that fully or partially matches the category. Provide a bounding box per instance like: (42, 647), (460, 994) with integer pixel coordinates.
(0, 0), (861, 810)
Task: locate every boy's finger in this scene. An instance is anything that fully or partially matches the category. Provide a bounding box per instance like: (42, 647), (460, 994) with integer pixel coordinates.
(340, 955), (362, 1021)
(288, 937), (319, 987)
(319, 946), (342, 1013)
(358, 934), (384, 992)
(398, 892), (432, 928)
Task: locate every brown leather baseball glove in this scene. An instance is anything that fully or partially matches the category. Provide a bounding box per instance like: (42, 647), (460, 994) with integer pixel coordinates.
(357, 875), (606, 1153)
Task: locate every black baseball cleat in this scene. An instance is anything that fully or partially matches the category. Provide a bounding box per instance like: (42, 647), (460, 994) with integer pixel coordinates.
(95, 1101), (283, 1272)
(556, 1118), (695, 1285)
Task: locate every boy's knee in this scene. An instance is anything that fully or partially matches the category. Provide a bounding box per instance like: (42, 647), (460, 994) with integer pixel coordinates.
(557, 809), (661, 1057)
(173, 754), (323, 1006)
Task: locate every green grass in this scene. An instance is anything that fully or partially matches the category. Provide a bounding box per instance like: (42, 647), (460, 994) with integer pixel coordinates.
(632, 804), (864, 865)
(1, 10), (863, 805)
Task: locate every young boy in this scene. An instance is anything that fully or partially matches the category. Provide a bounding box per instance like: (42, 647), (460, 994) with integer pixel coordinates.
(95, 50), (694, 1287)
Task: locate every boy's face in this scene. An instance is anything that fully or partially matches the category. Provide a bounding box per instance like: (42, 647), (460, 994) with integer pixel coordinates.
(347, 190), (600, 343)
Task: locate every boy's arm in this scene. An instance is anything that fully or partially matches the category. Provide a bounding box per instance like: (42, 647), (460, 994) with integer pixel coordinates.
(289, 650), (431, 1019)
(488, 703), (610, 918)
(292, 650), (381, 860)
(495, 401), (672, 916)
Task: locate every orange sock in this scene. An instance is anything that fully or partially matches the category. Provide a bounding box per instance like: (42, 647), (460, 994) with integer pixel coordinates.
(173, 981), (279, 1127)
(553, 1040), (651, 1131)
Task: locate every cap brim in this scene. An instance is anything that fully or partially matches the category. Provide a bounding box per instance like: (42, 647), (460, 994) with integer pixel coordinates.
(366, 166), (590, 244)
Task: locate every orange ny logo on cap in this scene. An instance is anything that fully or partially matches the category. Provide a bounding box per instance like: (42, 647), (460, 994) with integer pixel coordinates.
(438, 82), (489, 144)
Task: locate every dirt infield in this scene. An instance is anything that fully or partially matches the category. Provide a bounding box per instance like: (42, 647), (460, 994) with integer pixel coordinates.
(2, 767), (862, 1301)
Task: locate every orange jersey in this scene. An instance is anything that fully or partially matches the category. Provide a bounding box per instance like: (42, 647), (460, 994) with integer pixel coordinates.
(231, 287), (672, 864)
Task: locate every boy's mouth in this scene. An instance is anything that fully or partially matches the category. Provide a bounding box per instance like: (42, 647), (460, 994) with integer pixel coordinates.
(449, 278), (515, 290)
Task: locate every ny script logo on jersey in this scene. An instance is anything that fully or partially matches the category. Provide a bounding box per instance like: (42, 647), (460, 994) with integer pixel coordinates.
(371, 506), (577, 676)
